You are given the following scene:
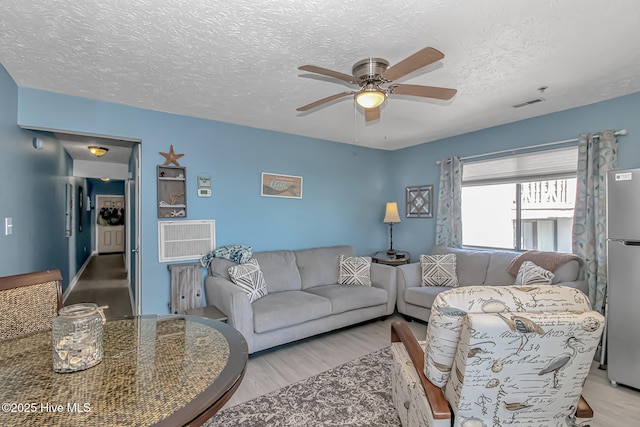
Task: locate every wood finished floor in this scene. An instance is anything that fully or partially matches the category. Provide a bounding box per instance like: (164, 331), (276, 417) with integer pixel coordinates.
(225, 314), (640, 425)
(64, 253), (133, 320)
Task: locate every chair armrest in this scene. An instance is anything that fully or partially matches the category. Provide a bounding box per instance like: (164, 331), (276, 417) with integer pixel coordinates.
(391, 321), (451, 421)
(204, 276), (254, 348)
(371, 263), (397, 314)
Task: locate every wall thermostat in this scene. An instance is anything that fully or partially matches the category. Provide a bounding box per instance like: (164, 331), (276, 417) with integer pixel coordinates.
(197, 174), (212, 197)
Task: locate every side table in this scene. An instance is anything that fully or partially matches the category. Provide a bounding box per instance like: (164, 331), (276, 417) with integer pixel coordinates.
(186, 305), (229, 323)
(371, 250), (411, 266)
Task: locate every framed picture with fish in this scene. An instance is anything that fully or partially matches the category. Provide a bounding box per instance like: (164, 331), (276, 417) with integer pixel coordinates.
(261, 172), (303, 199)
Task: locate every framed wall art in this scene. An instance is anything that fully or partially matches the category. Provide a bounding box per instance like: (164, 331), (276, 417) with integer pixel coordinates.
(261, 173), (303, 199)
(405, 185), (433, 218)
(65, 183), (73, 237)
(78, 186), (84, 232)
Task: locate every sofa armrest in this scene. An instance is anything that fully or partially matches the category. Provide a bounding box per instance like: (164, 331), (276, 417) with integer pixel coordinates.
(204, 276), (254, 349)
(397, 263), (422, 289)
(396, 263), (421, 312)
(371, 263), (397, 315)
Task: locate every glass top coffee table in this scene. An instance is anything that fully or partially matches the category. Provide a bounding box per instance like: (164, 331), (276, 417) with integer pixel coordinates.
(0, 315), (247, 427)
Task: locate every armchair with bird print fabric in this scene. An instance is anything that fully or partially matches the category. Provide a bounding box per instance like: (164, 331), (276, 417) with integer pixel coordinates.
(391, 285), (605, 427)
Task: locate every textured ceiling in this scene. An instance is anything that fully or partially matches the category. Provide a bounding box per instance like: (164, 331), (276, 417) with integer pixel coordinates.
(1, 0), (640, 152)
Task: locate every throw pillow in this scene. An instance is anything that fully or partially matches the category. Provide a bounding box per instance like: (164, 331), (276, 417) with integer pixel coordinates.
(420, 254), (459, 287)
(228, 258), (268, 303)
(515, 261), (555, 286)
(338, 255), (372, 286)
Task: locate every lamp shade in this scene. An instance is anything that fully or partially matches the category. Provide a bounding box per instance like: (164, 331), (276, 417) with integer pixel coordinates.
(383, 202), (401, 223)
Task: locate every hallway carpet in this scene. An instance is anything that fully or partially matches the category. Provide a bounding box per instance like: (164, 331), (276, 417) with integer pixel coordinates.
(65, 254), (133, 320)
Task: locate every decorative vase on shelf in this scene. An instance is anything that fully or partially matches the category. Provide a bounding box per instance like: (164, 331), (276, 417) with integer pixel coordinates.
(52, 303), (107, 373)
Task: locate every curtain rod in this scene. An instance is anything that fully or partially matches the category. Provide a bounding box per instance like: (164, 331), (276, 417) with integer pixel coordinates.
(436, 128), (628, 164)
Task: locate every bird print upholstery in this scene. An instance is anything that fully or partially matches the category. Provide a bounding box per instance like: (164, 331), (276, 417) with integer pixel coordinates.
(424, 285), (593, 388)
(391, 285), (604, 427)
(447, 310), (603, 426)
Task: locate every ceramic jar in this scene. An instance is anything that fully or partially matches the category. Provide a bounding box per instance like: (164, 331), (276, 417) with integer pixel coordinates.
(52, 303), (107, 373)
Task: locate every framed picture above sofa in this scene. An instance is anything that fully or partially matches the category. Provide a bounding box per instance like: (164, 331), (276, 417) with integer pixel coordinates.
(405, 185), (433, 218)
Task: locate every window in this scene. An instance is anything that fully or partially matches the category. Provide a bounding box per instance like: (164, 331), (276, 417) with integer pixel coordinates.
(461, 147), (577, 251)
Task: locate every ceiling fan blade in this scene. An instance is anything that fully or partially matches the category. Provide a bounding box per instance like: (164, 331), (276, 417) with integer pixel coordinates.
(391, 84), (457, 100)
(298, 65), (358, 84)
(365, 107), (380, 122)
(382, 47), (445, 81)
(296, 92), (353, 112)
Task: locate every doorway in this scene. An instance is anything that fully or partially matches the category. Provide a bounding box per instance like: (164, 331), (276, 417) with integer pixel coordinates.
(96, 195), (126, 254)
(51, 132), (141, 316)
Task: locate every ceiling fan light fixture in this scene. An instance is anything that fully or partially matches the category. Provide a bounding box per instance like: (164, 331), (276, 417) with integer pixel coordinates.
(88, 146), (109, 157)
(355, 89), (386, 109)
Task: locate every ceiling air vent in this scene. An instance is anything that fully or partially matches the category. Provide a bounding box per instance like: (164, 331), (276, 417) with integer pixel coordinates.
(158, 220), (216, 262)
(513, 98), (545, 108)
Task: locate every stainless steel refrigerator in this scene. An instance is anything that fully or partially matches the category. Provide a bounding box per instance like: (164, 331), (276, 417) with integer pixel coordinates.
(606, 167), (640, 389)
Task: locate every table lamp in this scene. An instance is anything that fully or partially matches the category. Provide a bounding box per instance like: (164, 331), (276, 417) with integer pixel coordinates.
(383, 202), (401, 256)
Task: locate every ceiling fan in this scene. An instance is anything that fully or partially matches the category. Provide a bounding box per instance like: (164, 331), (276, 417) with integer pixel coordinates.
(296, 47), (457, 122)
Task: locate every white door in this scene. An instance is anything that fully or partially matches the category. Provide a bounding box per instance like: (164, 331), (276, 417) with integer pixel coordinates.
(97, 195), (126, 253)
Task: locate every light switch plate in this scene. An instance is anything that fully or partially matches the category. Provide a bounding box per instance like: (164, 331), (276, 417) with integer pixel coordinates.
(5, 217), (13, 235)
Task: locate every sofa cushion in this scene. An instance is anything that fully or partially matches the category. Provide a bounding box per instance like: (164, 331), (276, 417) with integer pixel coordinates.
(431, 246), (490, 286)
(420, 254), (458, 287)
(252, 290), (331, 333)
(227, 258), (268, 303)
(515, 261), (554, 286)
(252, 250), (302, 293)
(484, 249), (520, 285)
(404, 286), (448, 310)
(305, 284), (387, 314)
(295, 245), (355, 289)
(338, 255), (371, 285)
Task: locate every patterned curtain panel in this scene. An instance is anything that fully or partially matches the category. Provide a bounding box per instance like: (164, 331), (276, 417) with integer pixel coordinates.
(572, 131), (618, 312)
(435, 157), (463, 248)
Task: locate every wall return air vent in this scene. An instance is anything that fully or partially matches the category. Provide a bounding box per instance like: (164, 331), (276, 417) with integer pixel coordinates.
(158, 220), (215, 263)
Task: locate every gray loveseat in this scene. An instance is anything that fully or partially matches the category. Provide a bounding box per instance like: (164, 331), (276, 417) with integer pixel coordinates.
(396, 245), (588, 322)
(204, 245), (397, 353)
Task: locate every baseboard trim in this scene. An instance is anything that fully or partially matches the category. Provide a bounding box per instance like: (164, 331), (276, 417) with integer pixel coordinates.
(62, 254), (94, 303)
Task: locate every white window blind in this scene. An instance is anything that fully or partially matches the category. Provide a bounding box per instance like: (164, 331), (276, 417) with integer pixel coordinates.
(462, 146), (578, 185)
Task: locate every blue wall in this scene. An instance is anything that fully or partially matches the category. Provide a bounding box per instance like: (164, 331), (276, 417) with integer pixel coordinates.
(389, 92), (640, 258)
(15, 87), (391, 314)
(0, 64), (77, 287)
(5, 59), (639, 313)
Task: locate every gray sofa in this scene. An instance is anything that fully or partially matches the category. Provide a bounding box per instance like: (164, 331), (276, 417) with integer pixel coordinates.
(396, 246), (588, 322)
(204, 245), (397, 353)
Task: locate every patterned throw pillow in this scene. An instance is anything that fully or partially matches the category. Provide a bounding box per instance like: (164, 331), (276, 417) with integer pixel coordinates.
(420, 254), (458, 287)
(515, 261), (555, 286)
(338, 255), (372, 286)
(228, 258), (268, 303)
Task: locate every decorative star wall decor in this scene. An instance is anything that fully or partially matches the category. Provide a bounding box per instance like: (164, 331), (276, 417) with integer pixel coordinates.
(159, 145), (184, 166)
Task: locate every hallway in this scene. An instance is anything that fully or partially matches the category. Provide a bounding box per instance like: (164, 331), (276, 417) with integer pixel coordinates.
(65, 253), (134, 320)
